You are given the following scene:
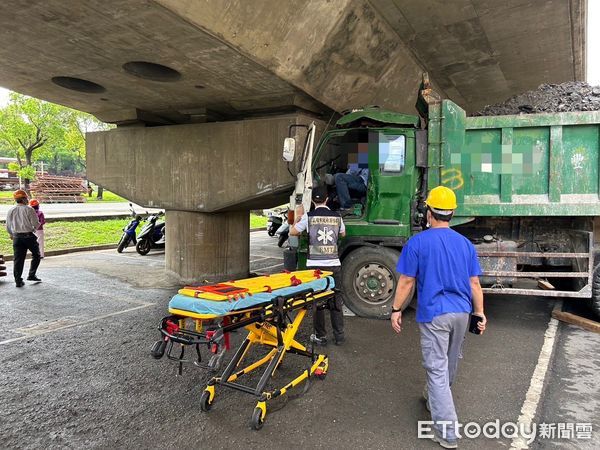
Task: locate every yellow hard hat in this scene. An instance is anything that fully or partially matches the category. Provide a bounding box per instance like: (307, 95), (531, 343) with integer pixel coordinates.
(426, 186), (457, 211)
(13, 189), (27, 200)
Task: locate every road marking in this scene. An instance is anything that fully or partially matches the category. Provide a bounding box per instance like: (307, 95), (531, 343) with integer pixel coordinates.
(249, 252), (284, 260)
(249, 255), (271, 263)
(254, 262), (285, 273)
(0, 303), (155, 346)
(511, 301), (561, 449)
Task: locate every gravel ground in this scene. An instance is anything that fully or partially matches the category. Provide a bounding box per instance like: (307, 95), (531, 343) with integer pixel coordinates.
(473, 81), (600, 116)
(1, 234), (598, 448)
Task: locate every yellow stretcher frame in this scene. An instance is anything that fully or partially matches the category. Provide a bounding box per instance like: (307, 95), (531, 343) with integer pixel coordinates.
(185, 290), (334, 430)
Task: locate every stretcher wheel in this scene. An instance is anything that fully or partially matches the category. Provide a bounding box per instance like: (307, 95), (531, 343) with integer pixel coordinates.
(314, 368), (327, 380)
(250, 407), (264, 430)
(200, 390), (212, 412)
(150, 340), (167, 359)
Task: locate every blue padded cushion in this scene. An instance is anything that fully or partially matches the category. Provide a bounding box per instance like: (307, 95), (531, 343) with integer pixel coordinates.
(169, 276), (335, 316)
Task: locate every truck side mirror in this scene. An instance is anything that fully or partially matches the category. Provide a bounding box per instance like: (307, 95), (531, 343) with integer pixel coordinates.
(283, 138), (296, 162)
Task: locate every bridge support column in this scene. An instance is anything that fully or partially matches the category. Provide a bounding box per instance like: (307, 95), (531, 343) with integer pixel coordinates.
(165, 210), (249, 283)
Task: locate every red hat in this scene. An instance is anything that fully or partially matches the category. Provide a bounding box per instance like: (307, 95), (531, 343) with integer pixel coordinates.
(13, 189), (27, 200)
(29, 199), (40, 207)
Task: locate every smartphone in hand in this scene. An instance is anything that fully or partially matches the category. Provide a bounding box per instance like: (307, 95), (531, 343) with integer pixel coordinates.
(469, 314), (483, 335)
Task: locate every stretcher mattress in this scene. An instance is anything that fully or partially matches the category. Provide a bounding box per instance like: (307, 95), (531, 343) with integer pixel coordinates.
(178, 270), (330, 301)
(169, 276), (335, 318)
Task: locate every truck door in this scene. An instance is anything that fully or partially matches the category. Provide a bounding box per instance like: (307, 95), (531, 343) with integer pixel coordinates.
(368, 129), (415, 233)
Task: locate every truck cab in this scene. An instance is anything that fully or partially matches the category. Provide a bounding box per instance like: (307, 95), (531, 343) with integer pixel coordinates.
(286, 107), (424, 318)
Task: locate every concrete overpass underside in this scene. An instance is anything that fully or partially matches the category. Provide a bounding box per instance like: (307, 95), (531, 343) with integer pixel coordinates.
(0, 0), (587, 280)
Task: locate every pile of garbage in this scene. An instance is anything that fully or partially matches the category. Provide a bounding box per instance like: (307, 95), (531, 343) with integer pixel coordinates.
(473, 81), (600, 116)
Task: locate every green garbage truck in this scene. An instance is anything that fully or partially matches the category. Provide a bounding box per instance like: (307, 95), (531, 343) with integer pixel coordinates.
(282, 81), (600, 319)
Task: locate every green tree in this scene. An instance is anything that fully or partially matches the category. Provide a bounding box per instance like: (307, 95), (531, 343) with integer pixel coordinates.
(0, 92), (111, 185)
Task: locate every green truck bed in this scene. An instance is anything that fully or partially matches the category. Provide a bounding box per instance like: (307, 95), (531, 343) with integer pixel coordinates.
(428, 100), (600, 217)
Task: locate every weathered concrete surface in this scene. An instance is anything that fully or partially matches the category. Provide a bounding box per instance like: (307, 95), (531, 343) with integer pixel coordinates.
(157, 0), (430, 116)
(0, 0), (586, 123)
(87, 113), (325, 212)
(369, 0), (587, 111)
(165, 210), (249, 281)
(87, 112), (323, 280)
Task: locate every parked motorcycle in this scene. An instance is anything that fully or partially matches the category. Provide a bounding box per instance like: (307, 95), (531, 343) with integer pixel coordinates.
(135, 211), (165, 255)
(267, 209), (286, 236)
(117, 203), (143, 253)
(276, 213), (290, 248)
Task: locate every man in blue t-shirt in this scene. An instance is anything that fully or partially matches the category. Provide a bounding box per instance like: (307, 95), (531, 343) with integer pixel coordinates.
(390, 186), (486, 449)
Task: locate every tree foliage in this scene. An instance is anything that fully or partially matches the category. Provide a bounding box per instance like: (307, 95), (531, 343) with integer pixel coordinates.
(0, 92), (111, 176)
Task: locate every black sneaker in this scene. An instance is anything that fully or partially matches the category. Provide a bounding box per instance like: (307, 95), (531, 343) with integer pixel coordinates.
(27, 276), (42, 282)
(310, 334), (328, 346)
(334, 335), (345, 346)
(15, 280), (25, 287)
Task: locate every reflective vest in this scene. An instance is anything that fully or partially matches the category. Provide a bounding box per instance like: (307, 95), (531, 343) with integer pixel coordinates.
(307, 207), (342, 261)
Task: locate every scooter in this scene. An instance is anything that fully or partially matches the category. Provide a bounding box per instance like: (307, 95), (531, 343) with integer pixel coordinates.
(136, 211), (165, 255)
(276, 213), (290, 248)
(117, 203), (143, 253)
(267, 209), (286, 236)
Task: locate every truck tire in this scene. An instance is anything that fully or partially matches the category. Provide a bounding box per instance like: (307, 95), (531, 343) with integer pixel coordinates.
(341, 246), (401, 319)
(591, 264), (600, 318)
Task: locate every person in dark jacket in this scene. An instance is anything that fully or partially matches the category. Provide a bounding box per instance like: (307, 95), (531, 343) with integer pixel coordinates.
(290, 185), (346, 345)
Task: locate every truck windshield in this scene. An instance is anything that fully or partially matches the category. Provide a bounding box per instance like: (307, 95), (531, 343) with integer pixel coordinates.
(378, 134), (405, 174)
(314, 129), (406, 178)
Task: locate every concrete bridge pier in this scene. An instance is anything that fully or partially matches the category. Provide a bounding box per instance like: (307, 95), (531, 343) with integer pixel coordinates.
(165, 210), (249, 282)
(87, 113), (325, 282)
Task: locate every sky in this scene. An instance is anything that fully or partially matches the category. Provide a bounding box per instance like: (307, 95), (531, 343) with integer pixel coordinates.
(0, 5), (598, 106)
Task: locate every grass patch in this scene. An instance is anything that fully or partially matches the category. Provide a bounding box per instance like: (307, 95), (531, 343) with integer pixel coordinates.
(0, 214), (270, 255)
(250, 214), (268, 229)
(0, 219), (124, 256)
(85, 191), (127, 203)
(0, 191), (12, 199)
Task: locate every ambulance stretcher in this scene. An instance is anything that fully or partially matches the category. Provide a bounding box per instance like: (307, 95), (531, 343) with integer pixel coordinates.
(150, 270), (335, 430)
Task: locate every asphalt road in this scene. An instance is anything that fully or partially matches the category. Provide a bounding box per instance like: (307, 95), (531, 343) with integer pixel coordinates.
(0, 201), (160, 220)
(0, 231), (598, 448)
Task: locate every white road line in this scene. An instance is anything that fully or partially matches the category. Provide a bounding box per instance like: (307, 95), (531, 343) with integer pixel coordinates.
(511, 301), (562, 449)
(0, 303), (155, 346)
(249, 252), (284, 260)
(254, 262), (285, 273)
(249, 255), (271, 263)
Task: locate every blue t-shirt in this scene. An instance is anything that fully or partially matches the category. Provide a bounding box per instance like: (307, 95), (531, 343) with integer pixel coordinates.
(396, 227), (482, 323)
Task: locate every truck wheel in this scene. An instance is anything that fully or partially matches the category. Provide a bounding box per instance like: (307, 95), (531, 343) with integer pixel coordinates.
(341, 247), (400, 319)
(591, 264), (600, 318)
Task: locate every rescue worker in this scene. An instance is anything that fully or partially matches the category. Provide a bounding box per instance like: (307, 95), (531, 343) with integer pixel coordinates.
(390, 186), (486, 449)
(5, 189), (42, 287)
(290, 185), (346, 345)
